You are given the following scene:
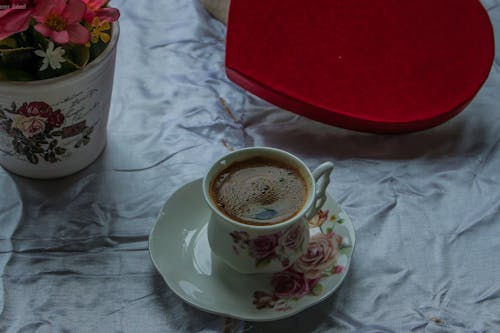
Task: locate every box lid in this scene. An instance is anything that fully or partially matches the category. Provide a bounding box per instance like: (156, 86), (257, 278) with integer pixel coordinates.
(226, 0), (494, 133)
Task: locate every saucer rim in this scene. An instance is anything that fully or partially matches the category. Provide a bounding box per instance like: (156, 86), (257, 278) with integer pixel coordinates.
(148, 178), (356, 322)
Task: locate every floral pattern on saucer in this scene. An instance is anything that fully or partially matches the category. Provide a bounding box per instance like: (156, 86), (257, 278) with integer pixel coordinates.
(149, 179), (355, 321)
(252, 210), (345, 311)
(230, 222), (307, 268)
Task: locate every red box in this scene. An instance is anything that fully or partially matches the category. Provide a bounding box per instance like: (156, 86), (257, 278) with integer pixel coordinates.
(226, 0), (494, 133)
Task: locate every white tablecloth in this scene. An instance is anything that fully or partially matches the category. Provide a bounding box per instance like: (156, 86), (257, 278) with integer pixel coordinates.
(1, 1), (499, 332)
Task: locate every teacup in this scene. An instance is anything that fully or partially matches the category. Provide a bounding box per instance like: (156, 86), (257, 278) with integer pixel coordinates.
(203, 147), (333, 274)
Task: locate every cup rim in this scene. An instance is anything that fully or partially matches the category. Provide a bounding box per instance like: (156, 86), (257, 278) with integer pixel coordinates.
(202, 147), (315, 231)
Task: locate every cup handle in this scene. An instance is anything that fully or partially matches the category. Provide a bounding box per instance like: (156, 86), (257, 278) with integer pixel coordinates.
(306, 162), (334, 219)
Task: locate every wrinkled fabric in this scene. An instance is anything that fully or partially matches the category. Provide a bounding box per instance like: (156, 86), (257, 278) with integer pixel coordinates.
(1, 0), (500, 332)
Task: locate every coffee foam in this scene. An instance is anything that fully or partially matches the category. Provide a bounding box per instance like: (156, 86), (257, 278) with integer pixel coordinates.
(211, 158), (307, 225)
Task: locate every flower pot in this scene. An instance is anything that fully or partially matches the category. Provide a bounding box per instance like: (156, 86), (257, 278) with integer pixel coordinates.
(0, 23), (119, 179)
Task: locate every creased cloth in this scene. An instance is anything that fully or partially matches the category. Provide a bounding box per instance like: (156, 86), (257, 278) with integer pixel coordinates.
(1, 0), (500, 332)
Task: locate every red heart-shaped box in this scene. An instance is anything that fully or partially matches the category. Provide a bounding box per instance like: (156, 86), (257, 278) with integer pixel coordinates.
(225, 0), (494, 133)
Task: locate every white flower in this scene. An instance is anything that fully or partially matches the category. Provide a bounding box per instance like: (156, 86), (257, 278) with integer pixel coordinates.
(35, 42), (66, 71)
(12, 114), (46, 138)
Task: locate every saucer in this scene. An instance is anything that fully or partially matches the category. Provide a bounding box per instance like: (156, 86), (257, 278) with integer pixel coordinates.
(149, 179), (355, 322)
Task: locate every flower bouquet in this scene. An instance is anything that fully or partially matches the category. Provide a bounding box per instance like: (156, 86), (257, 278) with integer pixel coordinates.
(0, 0), (119, 81)
(0, 0), (120, 178)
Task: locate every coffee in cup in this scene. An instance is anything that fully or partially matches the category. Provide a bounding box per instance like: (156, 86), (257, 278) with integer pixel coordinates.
(210, 158), (307, 225)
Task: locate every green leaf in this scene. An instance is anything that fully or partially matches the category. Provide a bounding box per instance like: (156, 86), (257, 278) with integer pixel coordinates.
(82, 137), (90, 146)
(48, 152), (57, 163)
(12, 140), (22, 154)
(63, 55), (83, 70)
(35, 45), (87, 80)
(0, 47), (36, 70)
(89, 39), (108, 62)
(256, 257), (272, 268)
(310, 283), (323, 296)
(64, 44), (90, 68)
(0, 47), (34, 56)
(326, 227), (333, 234)
(0, 67), (36, 81)
(340, 247), (351, 255)
(35, 60), (80, 80)
(55, 147), (66, 155)
(0, 38), (18, 49)
(49, 139), (58, 149)
(33, 146), (44, 154)
(82, 126), (94, 136)
(337, 219), (344, 224)
(31, 30), (51, 50)
(26, 152), (39, 164)
(51, 131), (63, 137)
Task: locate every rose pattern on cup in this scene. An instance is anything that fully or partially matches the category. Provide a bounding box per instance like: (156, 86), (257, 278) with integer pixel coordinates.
(230, 221), (307, 268)
(0, 101), (94, 164)
(252, 209), (346, 311)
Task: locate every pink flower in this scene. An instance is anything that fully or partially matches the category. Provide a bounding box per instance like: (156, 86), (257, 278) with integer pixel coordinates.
(32, 0), (90, 44)
(278, 222), (306, 253)
(271, 268), (310, 298)
(17, 102), (65, 129)
(293, 232), (340, 279)
(332, 265), (344, 274)
(18, 102), (53, 117)
(82, 0), (119, 23)
(248, 233), (280, 260)
(47, 110), (64, 128)
(0, 6), (33, 40)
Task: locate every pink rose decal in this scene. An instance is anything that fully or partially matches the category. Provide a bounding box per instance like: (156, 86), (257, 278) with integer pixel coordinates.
(248, 233), (280, 260)
(47, 110), (64, 128)
(278, 222), (306, 252)
(332, 265), (344, 274)
(18, 102), (53, 117)
(251, 210), (348, 311)
(0, 100), (92, 165)
(271, 268), (311, 298)
(294, 232), (341, 279)
(17, 102), (65, 129)
(230, 222), (308, 268)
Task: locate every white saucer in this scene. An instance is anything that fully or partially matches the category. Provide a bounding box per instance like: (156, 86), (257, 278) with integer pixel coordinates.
(149, 179), (355, 322)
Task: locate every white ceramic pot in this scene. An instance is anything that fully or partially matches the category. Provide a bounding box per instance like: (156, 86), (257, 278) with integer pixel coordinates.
(0, 23), (119, 179)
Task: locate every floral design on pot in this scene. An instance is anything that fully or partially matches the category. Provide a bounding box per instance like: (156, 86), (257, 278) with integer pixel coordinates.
(0, 101), (93, 164)
(230, 221), (307, 268)
(252, 209), (346, 311)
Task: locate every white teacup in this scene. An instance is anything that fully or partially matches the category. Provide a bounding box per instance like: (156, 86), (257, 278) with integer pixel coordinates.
(203, 147), (333, 274)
